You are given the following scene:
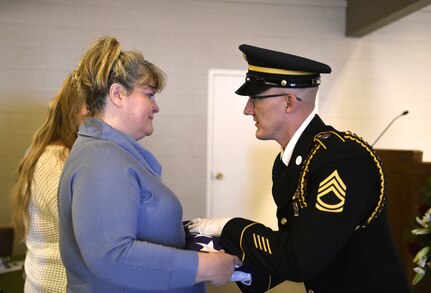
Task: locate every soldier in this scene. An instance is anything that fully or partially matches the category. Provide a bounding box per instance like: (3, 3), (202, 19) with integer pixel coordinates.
(188, 44), (410, 292)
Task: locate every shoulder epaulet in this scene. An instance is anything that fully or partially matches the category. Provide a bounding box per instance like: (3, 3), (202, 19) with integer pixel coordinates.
(313, 130), (345, 150)
(294, 131), (386, 230)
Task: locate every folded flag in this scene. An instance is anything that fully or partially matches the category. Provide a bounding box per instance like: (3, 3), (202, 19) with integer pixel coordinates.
(183, 222), (252, 285)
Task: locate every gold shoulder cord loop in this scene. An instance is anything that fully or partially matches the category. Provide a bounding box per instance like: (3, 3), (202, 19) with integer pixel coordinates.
(293, 131), (386, 229)
(294, 133), (323, 208)
(344, 132), (386, 230)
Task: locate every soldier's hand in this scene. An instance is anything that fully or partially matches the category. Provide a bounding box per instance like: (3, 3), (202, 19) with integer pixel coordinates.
(187, 217), (232, 237)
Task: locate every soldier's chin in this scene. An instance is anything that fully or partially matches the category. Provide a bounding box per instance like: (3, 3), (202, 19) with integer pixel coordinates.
(255, 130), (268, 141)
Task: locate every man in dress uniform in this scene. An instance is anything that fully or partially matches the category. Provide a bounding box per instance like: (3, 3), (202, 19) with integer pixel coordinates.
(188, 44), (410, 292)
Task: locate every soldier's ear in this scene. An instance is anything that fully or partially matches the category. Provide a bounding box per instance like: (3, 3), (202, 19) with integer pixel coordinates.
(285, 95), (297, 112)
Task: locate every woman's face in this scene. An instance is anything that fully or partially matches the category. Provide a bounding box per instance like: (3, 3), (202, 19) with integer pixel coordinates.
(122, 84), (159, 141)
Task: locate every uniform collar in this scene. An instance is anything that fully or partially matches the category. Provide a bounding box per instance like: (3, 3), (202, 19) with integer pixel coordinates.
(281, 110), (316, 166)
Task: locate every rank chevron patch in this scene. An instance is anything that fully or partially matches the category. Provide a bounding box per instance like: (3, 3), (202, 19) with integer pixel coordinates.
(315, 170), (347, 213)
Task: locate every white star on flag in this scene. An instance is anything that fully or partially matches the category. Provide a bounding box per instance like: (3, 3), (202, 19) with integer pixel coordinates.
(196, 240), (219, 252)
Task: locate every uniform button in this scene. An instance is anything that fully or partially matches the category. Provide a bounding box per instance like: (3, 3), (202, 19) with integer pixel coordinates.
(307, 290), (315, 293)
(295, 155), (302, 165)
(280, 217), (287, 225)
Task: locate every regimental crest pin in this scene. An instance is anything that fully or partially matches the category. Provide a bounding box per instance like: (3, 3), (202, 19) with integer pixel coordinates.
(315, 170), (346, 213)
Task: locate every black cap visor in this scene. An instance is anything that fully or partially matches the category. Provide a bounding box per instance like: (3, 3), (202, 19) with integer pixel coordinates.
(235, 79), (271, 96)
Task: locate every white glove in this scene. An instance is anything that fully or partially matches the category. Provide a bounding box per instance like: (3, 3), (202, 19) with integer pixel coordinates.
(187, 217), (232, 237)
(230, 270), (252, 285)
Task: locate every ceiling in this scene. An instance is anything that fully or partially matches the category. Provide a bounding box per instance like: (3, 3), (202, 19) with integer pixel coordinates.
(208, 0), (430, 37)
(346, 0), (431, 37)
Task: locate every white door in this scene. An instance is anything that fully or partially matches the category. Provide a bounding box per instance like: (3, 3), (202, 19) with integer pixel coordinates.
(207, 69), (280, 229)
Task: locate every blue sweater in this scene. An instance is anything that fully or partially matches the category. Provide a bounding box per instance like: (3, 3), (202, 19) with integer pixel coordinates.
(58, 118), (204, 293)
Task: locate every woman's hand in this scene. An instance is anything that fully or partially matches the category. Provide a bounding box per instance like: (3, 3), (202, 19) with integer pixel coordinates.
(195, 251), (242, 286)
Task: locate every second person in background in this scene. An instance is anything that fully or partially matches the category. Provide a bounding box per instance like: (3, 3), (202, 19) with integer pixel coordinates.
(58, 36), (240, 293)
(11, 72), (86, 293)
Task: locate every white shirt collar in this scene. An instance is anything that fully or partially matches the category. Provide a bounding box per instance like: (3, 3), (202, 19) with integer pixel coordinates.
(281, 110), (316, 166)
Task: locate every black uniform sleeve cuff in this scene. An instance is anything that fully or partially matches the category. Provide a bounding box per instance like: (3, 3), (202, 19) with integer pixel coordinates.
(220, 217), (257, 258)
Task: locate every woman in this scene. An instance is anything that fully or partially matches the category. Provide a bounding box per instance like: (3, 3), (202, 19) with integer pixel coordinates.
(11, 72), (86, 292)
(57, 36), (239, 293)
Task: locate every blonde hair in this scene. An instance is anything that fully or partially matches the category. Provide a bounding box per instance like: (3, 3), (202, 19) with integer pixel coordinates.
(11, 73), (85, 238)
(75, 36), (166, 117)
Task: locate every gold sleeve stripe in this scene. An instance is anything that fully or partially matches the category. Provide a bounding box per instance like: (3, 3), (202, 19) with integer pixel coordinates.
(257, 234), (263, 250)
(240, 223), (258, 262)
(251, 234), (273, 254)
(252, 233), (258, 248)
(266, 238), (272, 254)
(260, 235), (267, 252)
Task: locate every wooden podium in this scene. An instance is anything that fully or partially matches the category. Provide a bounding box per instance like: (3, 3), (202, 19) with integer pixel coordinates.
(376, 149), (431, 292)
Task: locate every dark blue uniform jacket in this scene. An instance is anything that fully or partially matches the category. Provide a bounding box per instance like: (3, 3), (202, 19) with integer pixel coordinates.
(220, 115), (410, 293)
